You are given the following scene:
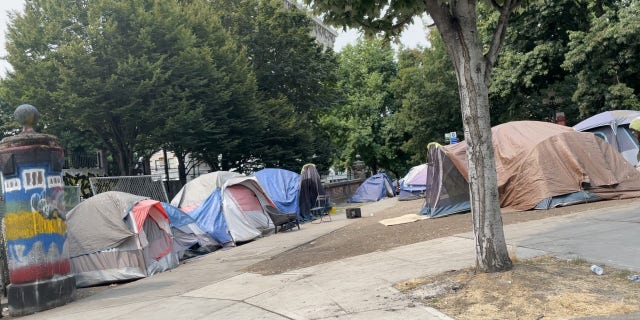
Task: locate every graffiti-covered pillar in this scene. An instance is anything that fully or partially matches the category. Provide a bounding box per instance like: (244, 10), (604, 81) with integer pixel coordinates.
(0, 104), (75, 316)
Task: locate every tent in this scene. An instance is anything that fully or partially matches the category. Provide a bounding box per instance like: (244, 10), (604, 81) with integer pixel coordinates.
(66, 191), (179, 287)
(186, 176), (276, 243)
(253, 168), (301, 215)
(398, 164), (432, 201)
(422, 121), (640, 218)
(349, 173), (396, 203)
(170, 171), (244, 209)
(298, 164), (326, 221)
(161, 203), (221, 260)
(573, 110), (640, 166)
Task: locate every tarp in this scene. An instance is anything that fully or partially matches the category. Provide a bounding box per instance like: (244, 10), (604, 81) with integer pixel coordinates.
(422, 121), (640, 217)
(67, 191), (179, 287)
(186, 189), (233, 244)
(298, 164), (326, 221)
(161, 202), (220, 260)
(253, 168), (300, 214)
(349, 173), (395, 203)
(573, 110), (640, 166)
(171, 171), (244, 208)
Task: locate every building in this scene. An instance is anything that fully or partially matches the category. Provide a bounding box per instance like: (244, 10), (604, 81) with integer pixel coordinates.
(149, 150), (211, 182)
(283, 0), (338, 50)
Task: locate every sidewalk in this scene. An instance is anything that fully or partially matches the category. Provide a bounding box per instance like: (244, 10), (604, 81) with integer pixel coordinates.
(15, 198), (640, 319)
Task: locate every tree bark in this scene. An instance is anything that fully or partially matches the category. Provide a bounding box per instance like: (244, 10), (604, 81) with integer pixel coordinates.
(175, 151), (187, 186)
(426, 0), (512, 272)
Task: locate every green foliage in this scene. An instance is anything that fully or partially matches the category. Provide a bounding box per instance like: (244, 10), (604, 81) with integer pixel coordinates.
(563, 1), (640, 116)
(210, 0), (342, 173)
(331, 38), (398, 174)
(486, 0), (590, 125)
(391, 32), (461, 164)
(303, 0), (426, 41)
(2, 0), (259, 175)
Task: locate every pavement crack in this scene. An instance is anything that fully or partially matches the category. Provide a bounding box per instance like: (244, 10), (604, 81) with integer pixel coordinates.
(242, 300), (295, 320)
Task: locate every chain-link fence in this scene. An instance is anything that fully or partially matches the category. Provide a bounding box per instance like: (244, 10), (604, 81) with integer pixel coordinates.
(89, 175), (169, 202)
(63, 151), (101, 169)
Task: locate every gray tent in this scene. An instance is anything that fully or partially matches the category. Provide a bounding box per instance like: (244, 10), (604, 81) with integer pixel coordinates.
(170, 171), (244, 209)
(573, 110), (640, 166)
(67, 191), (179, 287)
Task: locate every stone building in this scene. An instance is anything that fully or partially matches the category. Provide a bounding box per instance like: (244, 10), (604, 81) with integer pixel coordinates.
(283, 0), (338, 50)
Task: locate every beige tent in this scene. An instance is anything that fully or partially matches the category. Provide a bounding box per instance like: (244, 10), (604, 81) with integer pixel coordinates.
(424, 121), (640, 215)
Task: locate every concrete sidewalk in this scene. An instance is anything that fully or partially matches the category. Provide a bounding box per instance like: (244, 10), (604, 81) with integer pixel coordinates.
(16, 198), (640, 320)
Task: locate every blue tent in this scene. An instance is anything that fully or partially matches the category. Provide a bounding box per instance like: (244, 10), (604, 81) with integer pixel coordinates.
(349, 173), (395, 203)
(184, 190), (233, 244)
(253, 168), (300, 215)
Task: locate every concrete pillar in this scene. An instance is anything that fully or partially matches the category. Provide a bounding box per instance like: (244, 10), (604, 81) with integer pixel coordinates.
(0, 104), (75, 316)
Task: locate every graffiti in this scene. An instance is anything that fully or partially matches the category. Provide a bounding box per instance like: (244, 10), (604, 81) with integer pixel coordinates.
(4, 210), (69, 283)
(30, 191), (65, 220)
(3, 166), (70, 284)
(4, 211), (67, 240)
(63, 171), (103, 198)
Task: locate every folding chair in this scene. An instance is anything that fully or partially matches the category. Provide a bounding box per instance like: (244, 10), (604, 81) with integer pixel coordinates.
(265, 205), (300, 233)
(310, 194), (332, 223)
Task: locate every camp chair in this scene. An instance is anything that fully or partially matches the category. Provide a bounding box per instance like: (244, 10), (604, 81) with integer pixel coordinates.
(265, 205), (299, 233)
(310, 194), (332, 223)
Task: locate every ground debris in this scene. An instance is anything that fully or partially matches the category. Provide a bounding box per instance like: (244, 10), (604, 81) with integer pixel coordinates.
(398, 256), (640, 320)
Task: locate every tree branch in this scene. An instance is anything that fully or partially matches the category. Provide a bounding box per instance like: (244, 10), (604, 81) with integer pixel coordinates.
(489, 0), (503, 10)
(484, 0), (521, 81)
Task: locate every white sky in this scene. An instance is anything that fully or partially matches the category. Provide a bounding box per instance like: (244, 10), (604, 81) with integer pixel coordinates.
(334, 16), (431, 52)
(0, 0), (23, 77)
(0, 1), (430, 77)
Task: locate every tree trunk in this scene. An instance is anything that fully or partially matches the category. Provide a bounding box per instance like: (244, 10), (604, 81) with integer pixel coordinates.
(427, 0), (512, 272)
(175, 151), (187, 186)
(115, 146), (131, 176)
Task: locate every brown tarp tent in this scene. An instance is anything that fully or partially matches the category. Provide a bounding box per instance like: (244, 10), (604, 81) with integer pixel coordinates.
(423, 121), (640, 216)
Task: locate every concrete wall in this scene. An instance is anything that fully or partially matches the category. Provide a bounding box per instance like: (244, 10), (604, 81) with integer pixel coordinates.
(324, 178), (365, 204)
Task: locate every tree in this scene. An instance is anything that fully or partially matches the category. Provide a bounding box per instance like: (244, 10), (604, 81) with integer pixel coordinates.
(329, 38), (398, 175)
(391, 31), (461, 164)
(210, 0), (342, 173)
(563, 1), (640, 116)
(150, 0), (261, 179)
(305, 0), (522, 272)
(485, 0), (591, 125)
(2, 0), (259, 178)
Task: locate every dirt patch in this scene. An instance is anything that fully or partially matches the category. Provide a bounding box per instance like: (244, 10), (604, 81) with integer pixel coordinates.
(245, 198), (639, 275)
(396, 256), (640, 320)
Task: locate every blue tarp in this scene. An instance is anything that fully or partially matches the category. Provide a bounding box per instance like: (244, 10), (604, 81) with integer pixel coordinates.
(161, 202), (196, 228)
(534, 191), (601, 210)
(253, 168), (300, 215)
(349, 173), (395, 203)
(185, 189), (232, 244)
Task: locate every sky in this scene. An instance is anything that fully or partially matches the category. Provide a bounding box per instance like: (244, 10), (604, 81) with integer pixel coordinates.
(0, 0), (23, 77)
(0, 0), (430, 77)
